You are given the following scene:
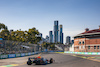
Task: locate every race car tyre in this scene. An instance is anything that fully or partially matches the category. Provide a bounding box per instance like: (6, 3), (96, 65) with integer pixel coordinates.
(33, 60), (37, 63)
(27, 60), (32, 65)
(50, 58), (53, 63)
(41, 60), (46, 65)
(35, 60), (41, 65)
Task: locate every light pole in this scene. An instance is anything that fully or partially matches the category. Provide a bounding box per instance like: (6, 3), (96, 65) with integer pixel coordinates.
(35, 34), (42, 52)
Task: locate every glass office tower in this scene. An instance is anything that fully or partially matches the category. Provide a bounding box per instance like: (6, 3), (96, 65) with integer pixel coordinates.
(54, 21), (59, 43)
(49, 31), (53, 43)
(66, 36), (71, 44)
(60, 25), (63, 44)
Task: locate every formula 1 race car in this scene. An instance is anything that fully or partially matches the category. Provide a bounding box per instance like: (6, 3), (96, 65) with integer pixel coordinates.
(27, 56), (54, 65)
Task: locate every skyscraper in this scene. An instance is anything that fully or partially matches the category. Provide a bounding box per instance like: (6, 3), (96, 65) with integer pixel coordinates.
(71, 40), (74, 44)
(61, 33), (63, 44)
(39, 33), (42, 38)
(60, 25), (63, 44)
(66, 36), (71, 45)
(49, 31), (53, 43)
(54, 20), (59, 43)
(46, 35), (49, 43)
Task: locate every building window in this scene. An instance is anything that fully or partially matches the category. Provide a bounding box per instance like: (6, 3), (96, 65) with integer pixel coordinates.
(83, 46), (85, 49)
(79, 41), (81, 45)
(79, 46), (81, 49)
(94, 46), (96, 49)
(88, 46), (90, 49)
(76, 47), (78, 49)
(97, 46), (99, 49)
(82, 41), (85, 44)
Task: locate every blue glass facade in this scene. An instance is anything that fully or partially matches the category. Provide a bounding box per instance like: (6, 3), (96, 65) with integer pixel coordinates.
(66, 36), (71, 44)
(54, 21), (59, 43)
(49, 31), (53, 43)
(60, 25), (63, 44)
(40, 33), (42, 38)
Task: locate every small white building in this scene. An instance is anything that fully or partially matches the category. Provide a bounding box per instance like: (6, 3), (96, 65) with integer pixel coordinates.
(69, 44), (74, 52)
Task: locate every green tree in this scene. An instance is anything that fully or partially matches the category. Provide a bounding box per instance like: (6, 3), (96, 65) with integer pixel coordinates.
(10, 30), (26, 42)
(0, 29), (10, 40)
(0, 23), (9, 40)
(27, 27), (41, 44)
(0, 23), (7, 30)
(0, 23), (41, 44)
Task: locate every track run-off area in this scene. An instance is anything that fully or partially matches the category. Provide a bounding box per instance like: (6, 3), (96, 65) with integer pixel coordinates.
(0, 52), (100, 67)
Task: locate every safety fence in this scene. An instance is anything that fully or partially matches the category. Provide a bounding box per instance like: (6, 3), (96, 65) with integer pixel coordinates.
(0, 40), (42, 55)
(64, 51), (100, 55)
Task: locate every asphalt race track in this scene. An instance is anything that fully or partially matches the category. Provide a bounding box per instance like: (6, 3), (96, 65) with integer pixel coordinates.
(1, 53), (100, 67)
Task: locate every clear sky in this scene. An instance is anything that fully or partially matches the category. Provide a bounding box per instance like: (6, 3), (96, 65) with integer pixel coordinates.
(0, 0), (100, 43)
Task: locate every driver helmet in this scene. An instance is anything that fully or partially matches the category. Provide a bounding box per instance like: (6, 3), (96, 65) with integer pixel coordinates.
(37, 56), (41, 59)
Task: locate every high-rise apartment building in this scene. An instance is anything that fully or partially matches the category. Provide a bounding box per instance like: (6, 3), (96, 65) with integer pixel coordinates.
(49, 31), (53, 43)
(54, 20), (59, 43)
(39, 33), (42, 38)
(60, 25), (63, 44)
(66, 36), (71, 45)
(46, 35), (49, 43)
(71, 40), (74, 44)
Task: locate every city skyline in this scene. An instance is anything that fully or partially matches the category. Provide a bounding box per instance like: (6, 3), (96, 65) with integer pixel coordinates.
(0, 0), (100, 43)
(40, 20), (64, 44)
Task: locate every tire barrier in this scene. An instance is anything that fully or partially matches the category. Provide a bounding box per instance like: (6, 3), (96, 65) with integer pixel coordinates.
(64, 51), (100, 55)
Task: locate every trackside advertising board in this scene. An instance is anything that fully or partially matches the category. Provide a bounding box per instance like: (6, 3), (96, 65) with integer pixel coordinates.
(64, 51), (100, 55)
(16, 54), (21, 57)
(0, 51), (39, 59)
(21, 53), (25, 57)
(0, 51), (64, 59)
(0, 54), (8, 59)
(8, 54), (16, 58)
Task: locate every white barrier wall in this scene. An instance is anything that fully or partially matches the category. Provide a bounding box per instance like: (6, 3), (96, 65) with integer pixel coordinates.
(69, 44), (74, 52)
